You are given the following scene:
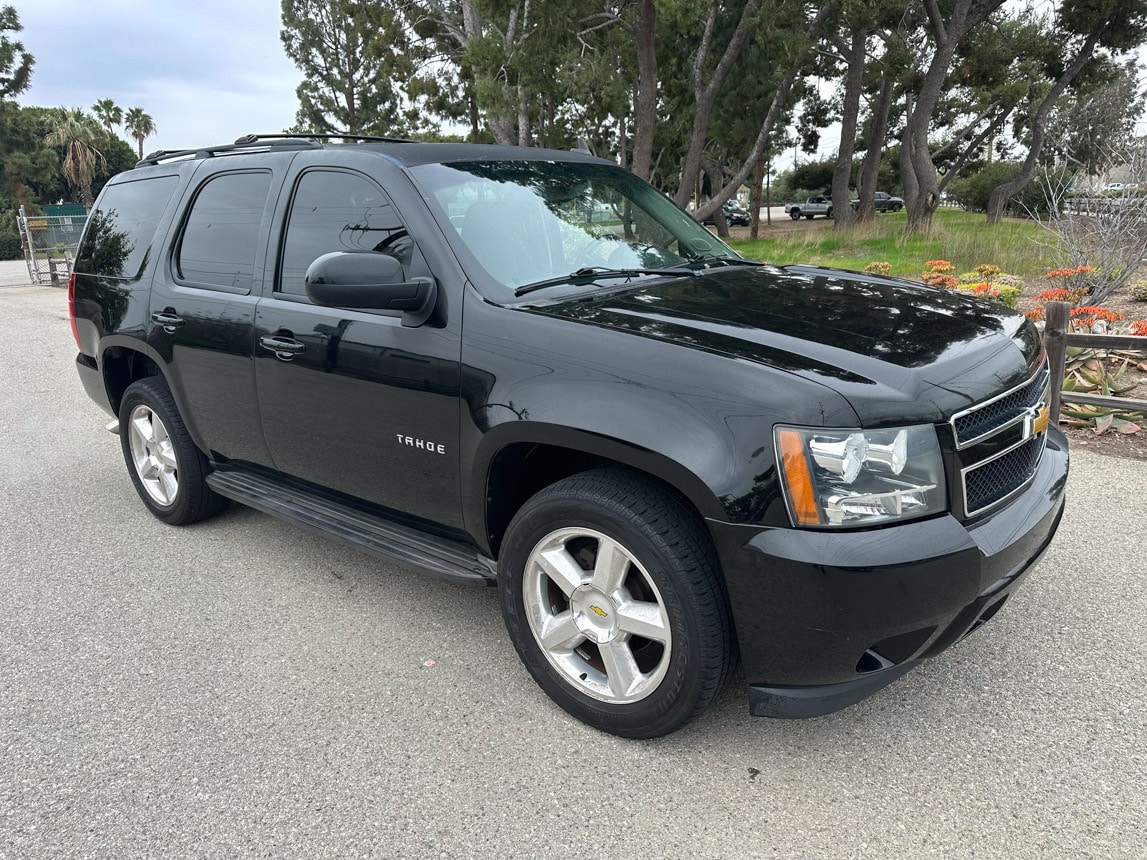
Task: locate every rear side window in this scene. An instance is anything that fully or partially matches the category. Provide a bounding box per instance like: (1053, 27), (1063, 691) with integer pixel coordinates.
(177, 171), (273, 291)
(278, 170), (411, 297)
(74, 176), (178, 279)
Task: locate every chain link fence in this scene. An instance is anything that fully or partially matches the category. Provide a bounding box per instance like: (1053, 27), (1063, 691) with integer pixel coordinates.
(16, 205), (87, 286)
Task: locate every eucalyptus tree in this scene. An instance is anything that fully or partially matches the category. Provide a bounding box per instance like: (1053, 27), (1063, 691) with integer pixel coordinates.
(123, 107), (156, 159)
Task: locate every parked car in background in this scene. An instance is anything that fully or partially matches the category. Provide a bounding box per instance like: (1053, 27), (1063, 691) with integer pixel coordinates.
(783, 196), (833, 220)
(702, 200), (752, 227)
(850, 191), (904, 213)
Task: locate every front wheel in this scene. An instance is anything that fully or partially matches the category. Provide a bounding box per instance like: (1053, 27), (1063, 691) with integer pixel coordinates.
(789, 210), (800, 220)
(119, 377), (227, 525)
(498, 470), (734, 738)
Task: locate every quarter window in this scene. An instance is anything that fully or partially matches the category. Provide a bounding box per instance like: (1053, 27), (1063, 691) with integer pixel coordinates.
(74, 176), (178, 280)
(278, 170), (411, 297)
(177, 171), (272, 290)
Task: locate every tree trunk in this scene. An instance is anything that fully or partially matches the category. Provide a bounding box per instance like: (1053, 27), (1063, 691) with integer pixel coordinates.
(517, 85), (529, 147)
(902, 0), (1006, 234)
(692, 1), (839, 221)
(986, 25), (1105, 224)
(856, 72), (895, 223)
(673, 0), (763, 209)
(630, 0), (657, 182)
(831, 27), (867, 232)
(749, 153), (764, 240)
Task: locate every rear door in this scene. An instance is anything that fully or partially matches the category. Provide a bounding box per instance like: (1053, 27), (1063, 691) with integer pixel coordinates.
(253, 152), (464, 530)
(148, 155), (294, 467)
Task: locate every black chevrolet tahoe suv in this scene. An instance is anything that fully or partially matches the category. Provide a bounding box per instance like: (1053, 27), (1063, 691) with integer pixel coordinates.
(70, 134), (1068, 738)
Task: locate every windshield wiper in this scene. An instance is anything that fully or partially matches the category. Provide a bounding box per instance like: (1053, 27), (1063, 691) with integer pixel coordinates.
(684, 253), (767, 268)
(513, 265), (696, 297)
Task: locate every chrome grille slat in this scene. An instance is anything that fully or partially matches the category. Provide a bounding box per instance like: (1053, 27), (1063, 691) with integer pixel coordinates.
(953, 359), (1050, 518)
(951, 361), (1050, 449)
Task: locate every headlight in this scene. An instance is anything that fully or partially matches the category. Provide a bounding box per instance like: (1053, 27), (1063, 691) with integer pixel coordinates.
(775, 424), (947, 528)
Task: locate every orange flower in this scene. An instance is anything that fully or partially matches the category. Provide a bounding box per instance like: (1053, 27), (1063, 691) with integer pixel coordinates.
(1025, 308), (1045, 323)
(923, 260), (954, 273)
(1071, 306), (1124, 322)
(1131, 320), (1147, 336)
(1033, 288), (1072, 302)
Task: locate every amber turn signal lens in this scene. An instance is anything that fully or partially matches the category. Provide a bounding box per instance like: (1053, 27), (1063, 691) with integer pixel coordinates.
(777, 428), (821, 525)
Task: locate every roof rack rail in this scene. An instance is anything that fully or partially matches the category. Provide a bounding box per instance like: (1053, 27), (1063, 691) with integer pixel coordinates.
(233, 132), (416, 145)
(135, 132), (416, 168)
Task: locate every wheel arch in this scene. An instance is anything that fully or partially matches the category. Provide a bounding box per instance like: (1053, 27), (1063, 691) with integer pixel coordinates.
(99, 337), (167, 416)
(472, 423), (726, 560)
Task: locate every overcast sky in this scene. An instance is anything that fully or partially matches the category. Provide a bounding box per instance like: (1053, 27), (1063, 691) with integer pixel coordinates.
(15, 0), (302, 153)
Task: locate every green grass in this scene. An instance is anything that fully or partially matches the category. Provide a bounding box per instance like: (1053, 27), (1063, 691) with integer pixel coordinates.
(728, 209), (1054, 283)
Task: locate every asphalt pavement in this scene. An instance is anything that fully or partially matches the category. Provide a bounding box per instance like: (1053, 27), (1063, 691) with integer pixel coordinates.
(2, 272), (1144, 859)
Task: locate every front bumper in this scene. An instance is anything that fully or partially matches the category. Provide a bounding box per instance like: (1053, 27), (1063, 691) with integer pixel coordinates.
(708, 428), (1068, 718)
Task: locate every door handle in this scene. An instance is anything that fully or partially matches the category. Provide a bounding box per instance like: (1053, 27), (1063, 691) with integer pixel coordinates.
(151, 311), (185, 333)
(259, 335), (306, 360)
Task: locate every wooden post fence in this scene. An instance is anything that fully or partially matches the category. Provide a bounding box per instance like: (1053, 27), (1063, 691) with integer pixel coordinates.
(1044, 300), (1147, 424)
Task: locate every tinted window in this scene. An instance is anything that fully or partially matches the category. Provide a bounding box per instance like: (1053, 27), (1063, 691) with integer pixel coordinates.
(278, 170), (411, 297)
(178, 171), (273, 290)
(74, 176), (178, 279)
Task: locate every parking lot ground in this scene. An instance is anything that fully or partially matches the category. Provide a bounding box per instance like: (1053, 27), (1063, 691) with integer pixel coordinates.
(2, 282), (1145, 859)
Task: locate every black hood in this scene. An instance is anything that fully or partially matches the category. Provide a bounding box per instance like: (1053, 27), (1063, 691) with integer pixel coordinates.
(527, 265), (1044, 427)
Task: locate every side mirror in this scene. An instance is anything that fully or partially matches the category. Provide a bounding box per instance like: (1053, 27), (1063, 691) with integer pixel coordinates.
(305, 251), (437, 326)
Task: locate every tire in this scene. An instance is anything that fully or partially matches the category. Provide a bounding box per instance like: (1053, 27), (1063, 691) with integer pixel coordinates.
(118, 376), (227, 525)
(805, 213), (814, 220)
(892, 203), (902, 212)
(498, 470), (734, 738)
(826, 207), (833, 219)
(790, 210), (800, 220)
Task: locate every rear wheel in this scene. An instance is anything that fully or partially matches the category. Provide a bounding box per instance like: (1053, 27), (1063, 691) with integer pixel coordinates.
(827, 207), (833, 219)
(805, 213), (814, 220)
(498, 470), (734, 738)
(119, 377), (227, 525)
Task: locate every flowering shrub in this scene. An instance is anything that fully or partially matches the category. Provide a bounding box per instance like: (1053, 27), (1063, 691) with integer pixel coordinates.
(1130, 280), (1147, 302)
(1033, 288), (1074, 303)
(1070, 306), (1125, 328)
(863, 261), (892, 276)
(923, 260), (953, 273)
(957, 281), (1021, 308)
(1044, 265), (1097, 300)
(1132, 320), (1147, 335)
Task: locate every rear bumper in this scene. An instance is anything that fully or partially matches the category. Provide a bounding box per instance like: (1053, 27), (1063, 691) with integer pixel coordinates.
(709, 428), (1068, 717)
(76, 352), (114, 416)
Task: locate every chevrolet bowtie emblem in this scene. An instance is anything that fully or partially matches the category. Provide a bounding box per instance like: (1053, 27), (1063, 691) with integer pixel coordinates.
(590, 605), (609, 618)
(1032, 405), (1051, 435)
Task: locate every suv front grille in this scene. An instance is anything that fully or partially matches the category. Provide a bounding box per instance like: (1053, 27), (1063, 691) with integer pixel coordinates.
(953, 359), (1050, 518)
(962, 434), (1046, 516)
(952, 361), (1050, 448)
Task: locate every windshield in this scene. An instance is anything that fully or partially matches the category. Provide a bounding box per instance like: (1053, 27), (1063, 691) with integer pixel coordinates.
(409, 160), (739, 297)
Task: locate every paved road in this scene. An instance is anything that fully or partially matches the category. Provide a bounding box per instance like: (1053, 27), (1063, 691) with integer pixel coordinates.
(2, 279), (1145, 859)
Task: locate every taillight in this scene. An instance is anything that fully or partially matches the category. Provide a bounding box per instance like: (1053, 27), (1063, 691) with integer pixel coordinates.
(68, 272), (81, 351)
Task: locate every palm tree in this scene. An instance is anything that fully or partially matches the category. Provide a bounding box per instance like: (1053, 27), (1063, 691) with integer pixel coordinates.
(92, 99), (122, 136)
(124, 107), (157, 159)
(43, 109), (107, 209)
